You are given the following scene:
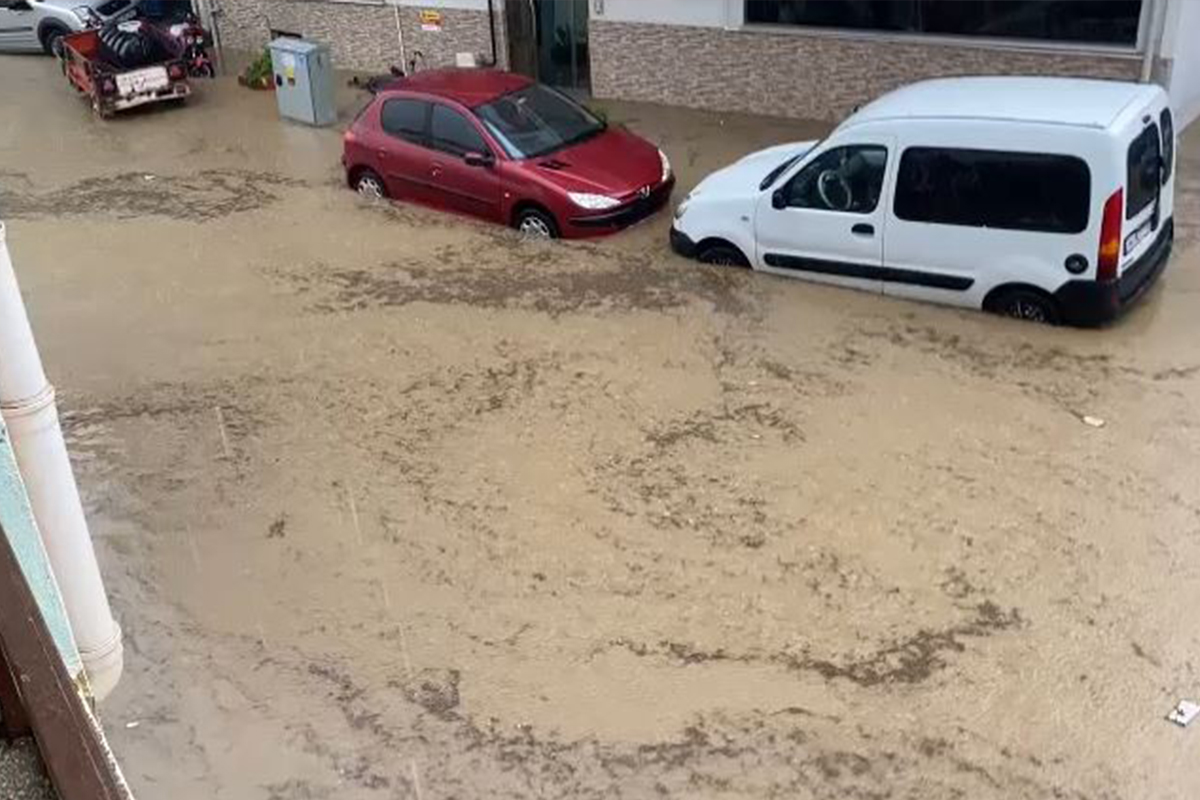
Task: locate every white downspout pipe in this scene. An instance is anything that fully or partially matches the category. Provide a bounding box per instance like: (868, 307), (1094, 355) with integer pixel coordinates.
(1142, 0), (1169, 83)
(393, 1), (408, 75)
(0, 221), (122, 701)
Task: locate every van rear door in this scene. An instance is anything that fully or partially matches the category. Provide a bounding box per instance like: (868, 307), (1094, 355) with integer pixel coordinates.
(1119, 112), (1167, 272)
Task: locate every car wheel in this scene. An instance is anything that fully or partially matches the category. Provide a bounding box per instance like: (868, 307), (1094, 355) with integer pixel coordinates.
(698, 244), (748, 268)
(516, 208), (559, 240)
(989, 289), (1060, 325)
(90, 96), (110, 120)
(354, 169), (387, 200)
(43, 28), (67, 58)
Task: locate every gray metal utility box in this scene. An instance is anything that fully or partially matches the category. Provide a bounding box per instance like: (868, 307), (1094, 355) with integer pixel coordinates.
(269, 38), (336, 127)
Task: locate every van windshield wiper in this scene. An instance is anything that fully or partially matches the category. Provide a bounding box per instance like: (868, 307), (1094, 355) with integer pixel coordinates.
(759, 151), (807, 191)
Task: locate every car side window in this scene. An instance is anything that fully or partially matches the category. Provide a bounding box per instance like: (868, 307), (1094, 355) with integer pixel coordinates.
(430, 104), (489, 158)
(380, 98), (429, 146)
(895, 147), (1090, 234)
(783, 145), (888, 214)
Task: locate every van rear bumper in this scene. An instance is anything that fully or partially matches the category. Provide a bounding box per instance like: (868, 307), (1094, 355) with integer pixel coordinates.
(1054, 218), (1173, 326)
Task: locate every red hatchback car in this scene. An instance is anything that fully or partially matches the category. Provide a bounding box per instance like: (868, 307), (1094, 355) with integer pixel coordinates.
(342, 69), (675, 239)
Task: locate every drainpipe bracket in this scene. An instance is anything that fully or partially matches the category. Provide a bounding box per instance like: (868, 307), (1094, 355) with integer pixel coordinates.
(0, 384), (57, 418)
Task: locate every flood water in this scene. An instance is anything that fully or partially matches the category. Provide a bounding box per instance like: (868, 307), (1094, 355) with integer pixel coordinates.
(3, 53), (1200, 799)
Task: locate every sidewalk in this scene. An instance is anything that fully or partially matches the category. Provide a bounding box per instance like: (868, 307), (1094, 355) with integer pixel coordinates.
(0, 740), (55, 800)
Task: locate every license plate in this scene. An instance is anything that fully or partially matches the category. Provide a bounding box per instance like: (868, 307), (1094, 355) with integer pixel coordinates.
(116, 66), (169, 96)
(1124, 220), (1152, 255)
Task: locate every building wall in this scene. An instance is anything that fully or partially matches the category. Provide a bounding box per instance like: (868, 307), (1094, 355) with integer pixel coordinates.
(219, 0), (506, 73)
(1159, 0), (1200, 128)
(590, 20), (1143, 121)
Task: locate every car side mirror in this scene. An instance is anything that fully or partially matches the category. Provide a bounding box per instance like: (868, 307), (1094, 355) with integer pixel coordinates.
(464, 151), (495, 168)
(771, 189), (787, 210)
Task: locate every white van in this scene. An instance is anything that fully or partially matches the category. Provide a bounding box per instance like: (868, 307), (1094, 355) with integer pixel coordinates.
(670, 77), (1175, 325)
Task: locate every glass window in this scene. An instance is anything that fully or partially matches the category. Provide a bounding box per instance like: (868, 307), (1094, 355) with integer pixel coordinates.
(430, 105), (489, 157)
(745, 1), (1143, 47)
(1161, 108), (1174, 183)
(895, 147), (1091, 234)
(474, 84), (606, 159)
(783, 145), (888, 214)
(380, 99), (428, 145)
(1126, 124), (1161, 219)
(760, 147), (816, 191)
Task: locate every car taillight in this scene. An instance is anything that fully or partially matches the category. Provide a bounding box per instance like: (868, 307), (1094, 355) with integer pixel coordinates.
(344, 128), (357, 145)
(168, 64), (184, 80)
(1097, 188), (1123, 282)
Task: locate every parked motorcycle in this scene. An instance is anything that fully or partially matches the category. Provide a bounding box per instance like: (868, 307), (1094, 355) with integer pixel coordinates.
(166, 15), (214, 78)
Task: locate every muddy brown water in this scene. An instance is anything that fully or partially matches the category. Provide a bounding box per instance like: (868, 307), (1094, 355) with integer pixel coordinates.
(4, 55), (1200, 799)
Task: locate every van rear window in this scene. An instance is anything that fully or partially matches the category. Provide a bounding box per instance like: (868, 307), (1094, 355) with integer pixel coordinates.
(895, 147), (1090, 234)
(1161, 108), (1175, 182)
(1126, 124), (1161, 220)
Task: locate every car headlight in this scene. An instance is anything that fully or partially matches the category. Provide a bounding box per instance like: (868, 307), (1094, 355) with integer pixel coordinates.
(659, 149), (672, 184)
(568, 192), (621, 211)
(73, 6), (102, 26)
(673, 190), (696, 220)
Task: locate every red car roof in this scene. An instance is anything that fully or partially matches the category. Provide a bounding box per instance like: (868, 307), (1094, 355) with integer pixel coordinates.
(389, 68), (533, 107)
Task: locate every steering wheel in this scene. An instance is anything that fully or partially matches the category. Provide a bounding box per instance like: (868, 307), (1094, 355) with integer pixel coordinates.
(817, 170), (853, 212)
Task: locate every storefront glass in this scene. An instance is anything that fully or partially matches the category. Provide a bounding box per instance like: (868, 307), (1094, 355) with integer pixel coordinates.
(745, 0), (1143, 47)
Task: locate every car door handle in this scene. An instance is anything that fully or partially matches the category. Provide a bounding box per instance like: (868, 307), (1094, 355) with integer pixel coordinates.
(430, 161), (444, 177)
(851, 223), (875, 237)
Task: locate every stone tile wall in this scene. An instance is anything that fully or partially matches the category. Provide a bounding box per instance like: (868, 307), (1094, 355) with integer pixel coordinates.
(591, 20), (1142, 121)
(220, 1), (507, 73)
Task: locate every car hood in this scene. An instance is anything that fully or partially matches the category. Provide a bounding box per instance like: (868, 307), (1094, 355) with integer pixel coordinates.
(43, 0), (137, 18)
(528, 126), (662, 197)
(691, 140), (818, 198)
(43, 0), (100, 10)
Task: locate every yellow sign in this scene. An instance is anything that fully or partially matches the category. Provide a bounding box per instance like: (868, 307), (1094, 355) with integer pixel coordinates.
(420, 9), (443, 31)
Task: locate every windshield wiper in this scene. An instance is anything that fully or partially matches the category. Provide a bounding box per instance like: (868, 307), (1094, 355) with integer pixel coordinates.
(531, 125), (605, 159)
(759, 153), (804, 191)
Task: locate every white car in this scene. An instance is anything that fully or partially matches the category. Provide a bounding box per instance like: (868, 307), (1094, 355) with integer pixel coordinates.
(671, 77), (1175, 326)
(0, 0), (138, 56)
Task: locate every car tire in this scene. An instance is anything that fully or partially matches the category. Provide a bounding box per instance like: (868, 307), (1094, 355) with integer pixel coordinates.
(987, 288), (1060, 325)
(698, 243), (749, 268)
(353, 169), (388, 200)
(511, 208), (556, 239)
(515, 207), (559, 240)
(42, 26), (68, 58)
(91, 96), (110, 120)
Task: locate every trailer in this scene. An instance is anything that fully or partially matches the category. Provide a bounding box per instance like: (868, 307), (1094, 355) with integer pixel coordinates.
(61, 26), (191, 119)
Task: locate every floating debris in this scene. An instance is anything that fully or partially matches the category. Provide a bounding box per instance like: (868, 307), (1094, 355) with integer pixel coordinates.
(1167, 700), (1199, 727)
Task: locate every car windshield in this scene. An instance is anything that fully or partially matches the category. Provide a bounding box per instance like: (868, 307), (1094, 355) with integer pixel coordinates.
(759, 146), (817, 191)
(474, 85), (606, 160)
